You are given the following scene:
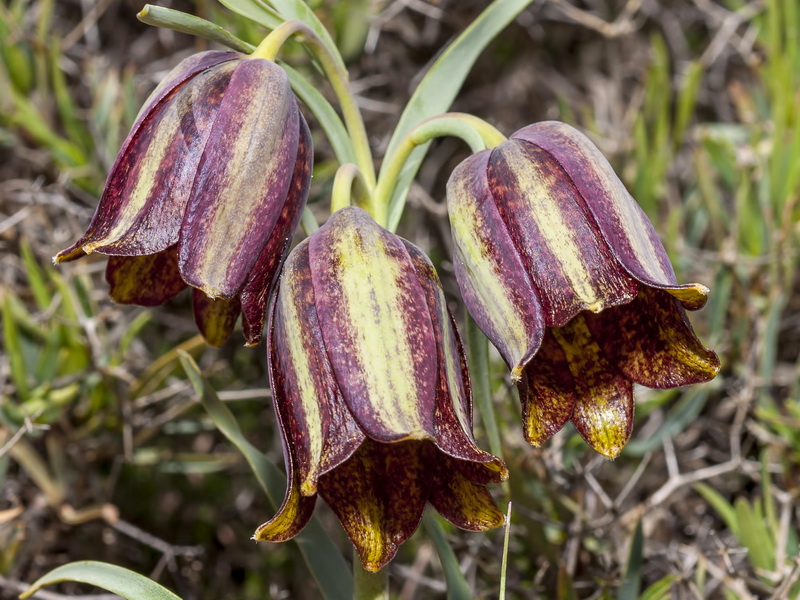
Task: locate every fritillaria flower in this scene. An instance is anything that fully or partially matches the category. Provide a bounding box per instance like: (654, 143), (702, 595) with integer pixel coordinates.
(447, 121), (719, 458)
(55, 51), (312, 346)
(254, 207), (508, 571)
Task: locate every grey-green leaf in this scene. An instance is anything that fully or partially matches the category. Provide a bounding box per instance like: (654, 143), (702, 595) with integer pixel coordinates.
(383, 0), (533, 230)
(138, 5), (254, 53)
(178, 352), (353, 600)
(217, 0), (282, 30)
(20, 561), (181, 600)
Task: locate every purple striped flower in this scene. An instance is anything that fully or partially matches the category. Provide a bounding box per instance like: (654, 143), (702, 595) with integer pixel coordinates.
(254, 207), (508, 572)
(55, 51), (312, 346)
(447, 121), (719, 458)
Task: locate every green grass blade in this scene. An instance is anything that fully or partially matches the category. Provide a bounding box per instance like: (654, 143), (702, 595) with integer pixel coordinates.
(383, 0), (532, 230)
(639, 575), (677, 600)
(694, 482), (739, 538)
(20, 561), (181, 600)
(618, 519), (644, 600)
(217, 0), (282, 30)
(423, 512), (472, 600)
(178, 351), (353, 600)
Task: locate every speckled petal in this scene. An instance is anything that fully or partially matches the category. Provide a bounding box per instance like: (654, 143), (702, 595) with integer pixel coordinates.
(487, 139), (639, 328)
(317, 440), (430, 572)
(518, 331), (577, 447)
(585, 287), (720, 388)
(179, 59), (299, 298)
(105, 247), (186, 306)
(447, 151), (545, 377)
(512, 121), (709, 311)
(192, 289), (240, 347)
(240, 113), (312, 346)
(269, 240), (364, 496)
(402, 239), (507, 483)
(253, 368), (318, 543)
(308, 207), (437, 443)
(430, 456), (505, 531)
(551, 315), (634, 458)
(56, 58), (239, 261)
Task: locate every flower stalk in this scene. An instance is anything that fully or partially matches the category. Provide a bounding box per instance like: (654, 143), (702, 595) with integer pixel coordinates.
(374, 113), (506, 229)
(251, 20), (376, 191)
(331, 163), (373, 214)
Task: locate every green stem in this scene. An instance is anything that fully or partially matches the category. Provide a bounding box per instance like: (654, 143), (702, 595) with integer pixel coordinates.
(300, 206), (319, 235)
(353, 553), (389, 600)
(375, 112), (506, 229)
(331, 163), (372, 213)
(250, 21), (376, 191)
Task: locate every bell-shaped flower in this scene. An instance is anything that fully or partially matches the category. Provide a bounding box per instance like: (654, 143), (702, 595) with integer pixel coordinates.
(55, 51), (312, 346)
(254, 207), (508, 571)
(447, 121), (719, 458)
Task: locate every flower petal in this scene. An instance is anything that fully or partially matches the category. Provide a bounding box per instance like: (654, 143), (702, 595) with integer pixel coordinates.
(240, 112), (313, 346)
(551, 315), (634, 458)
(447, 151), (544, 377)
(317, 440), (429, 572)
(56, 59), (239, 261)
(308, 207), (438, 443)
(253, 389), (318, 543)
(402, 239), (507, 482)
(179, 59), (300, 298)
(192, 289), (240, 347)
(430, 456), (505, 531)
(518, 331), (577, 447)
(512, 121), (708, 311)
(105, 247), (186, 306)
(269, 240), (364, 496)
(585, 287), (720, 388)
(488, 138), (639, 328)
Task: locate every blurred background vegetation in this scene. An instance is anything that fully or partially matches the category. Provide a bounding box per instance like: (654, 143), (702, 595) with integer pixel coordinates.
(1, 0), (798, 598)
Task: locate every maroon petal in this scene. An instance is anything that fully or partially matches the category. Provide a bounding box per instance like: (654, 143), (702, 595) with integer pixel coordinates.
(105, 246), (186, 306)
(488, 139), (638, 328)
(429, 455), (505, 531)
(56, 56), (239, 261)
(519, 331), (577, 447)
(240, 112), (313, 346)
(553, 315), (634, 458)
(584, 287), (720, 388)
(192, 289), (240, 347)
(268, 240), (364, 496)
(512, 121), (708, 311)
(403, 239), (507, 483)
(447, 151), (545, 377)
(317, 440), (430, 572)
(308, 207), (438, 443)
(179, 59), (300, 298)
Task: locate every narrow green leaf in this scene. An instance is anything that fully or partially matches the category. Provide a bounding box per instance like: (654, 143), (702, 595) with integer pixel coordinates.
(694, 482), (739, 538)
(178, 352), (352, 600)
(2, 295), (30, 401)
(423, 512), (472, 600)
(281, 62), (356, 165)
(618, 520), (644, 600)
(216, 0), (283, 30)
(384, 0), (532, 230)
(138, 5), (254, 53)
(19, 241), (51, 311)
(734, 498), (775, 572)
(20, 561), (181, 600)
(639, 575), (677, 600)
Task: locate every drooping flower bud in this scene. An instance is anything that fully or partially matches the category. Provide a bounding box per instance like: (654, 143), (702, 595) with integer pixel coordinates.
(447, 121), (719, 458)
(254, 207), (507, 572)
(55, 51), (312, 346)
